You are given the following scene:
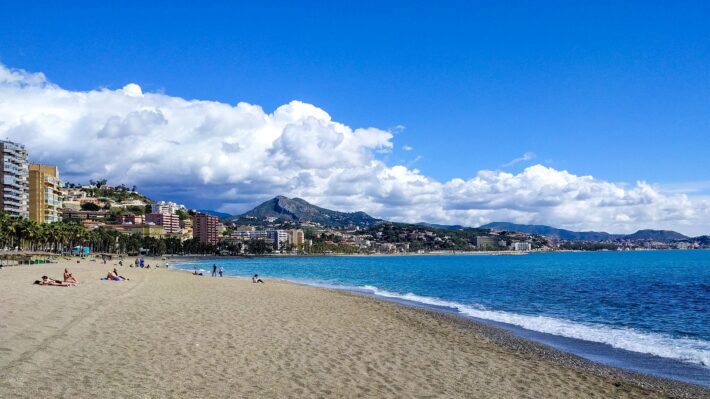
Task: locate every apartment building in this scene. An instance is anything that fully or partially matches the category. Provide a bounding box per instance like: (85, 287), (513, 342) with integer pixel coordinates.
(474, 236), (501, 249)
(180, 217), (193, 241)
(126, 224), (166, 239)
(119, 214), (146, 225)
(0, 140), (29, 218)
(29, 164), (63, 223)
(287, 229), (305, 246)
(151, 201), (185, 215)
(512, 242), (532, 251)
(230, 229), (289, 249)
(146, 212), (181, 234)
(192, 213), (220, 245)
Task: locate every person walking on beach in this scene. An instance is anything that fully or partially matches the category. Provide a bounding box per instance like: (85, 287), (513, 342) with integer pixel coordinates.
(212, 264), (217, 277)
(218, 266), (223, 277)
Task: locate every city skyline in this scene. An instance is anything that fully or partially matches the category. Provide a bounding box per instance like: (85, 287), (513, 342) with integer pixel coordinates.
(1, 2), (709, 235)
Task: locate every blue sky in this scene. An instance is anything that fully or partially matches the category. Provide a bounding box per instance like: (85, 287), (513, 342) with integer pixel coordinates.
(3, 1), (708, 183)
(1, 1), (709, 233)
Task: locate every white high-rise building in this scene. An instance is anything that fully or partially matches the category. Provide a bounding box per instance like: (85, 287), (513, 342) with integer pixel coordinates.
(151, 201), (186, 215)
(512, 242), (532, 251)
(0, 140), (29, 218)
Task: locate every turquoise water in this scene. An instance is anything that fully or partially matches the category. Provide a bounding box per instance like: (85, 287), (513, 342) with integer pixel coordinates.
(174, 250), (710, 386)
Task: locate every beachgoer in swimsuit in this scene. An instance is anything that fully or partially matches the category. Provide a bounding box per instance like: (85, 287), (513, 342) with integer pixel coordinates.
(107, 271), (124, 281)
(63, 268), (78, 284)
(35, 276), (72, 286)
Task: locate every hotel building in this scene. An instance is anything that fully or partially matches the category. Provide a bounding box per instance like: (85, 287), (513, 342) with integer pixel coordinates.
(0, 140), (29, 218)
(29, 164), (63, 223)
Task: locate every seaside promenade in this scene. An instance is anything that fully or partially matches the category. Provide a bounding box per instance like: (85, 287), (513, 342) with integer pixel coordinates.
(0, 259), (705, 398)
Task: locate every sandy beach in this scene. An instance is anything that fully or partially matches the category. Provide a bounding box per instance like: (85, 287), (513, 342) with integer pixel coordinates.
(0, 258), (707, 399)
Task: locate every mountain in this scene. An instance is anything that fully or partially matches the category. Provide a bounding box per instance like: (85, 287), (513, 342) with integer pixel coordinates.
(197, 209), (232, 219)
(234, 196), (382, 228)
(480, 222), (614, 241)
(623, 229), (688, 241)
(480, 222), (689, 242)
(415, 222), (466, 230)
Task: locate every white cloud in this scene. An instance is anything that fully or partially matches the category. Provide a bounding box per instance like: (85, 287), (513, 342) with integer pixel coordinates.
(402, 145), (413, 151)
(503, 151), (535, 167)
(1, 64), (709, 235)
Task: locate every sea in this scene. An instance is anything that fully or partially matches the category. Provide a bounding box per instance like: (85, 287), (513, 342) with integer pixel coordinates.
(173, 250), (710, 387)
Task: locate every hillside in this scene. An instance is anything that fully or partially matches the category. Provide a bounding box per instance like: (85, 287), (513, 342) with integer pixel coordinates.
(234, 196), (382, 228)
(480, 222), (614, 241)
(623, 229), (688, 241)
(480, 222), (690, 242)
(414, 222), (466, 230)
(197, 209), (232, 219)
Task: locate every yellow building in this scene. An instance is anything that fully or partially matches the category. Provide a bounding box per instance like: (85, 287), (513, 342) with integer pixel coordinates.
(180, 218), (193, 241)
(287, 229), (305, 246)
(126, 224), (166, 238)
(29, 164), (63, 224)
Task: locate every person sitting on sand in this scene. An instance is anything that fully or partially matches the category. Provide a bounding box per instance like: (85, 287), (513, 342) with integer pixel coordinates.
(113, 268), (129, 281)
(63, 268), (78, 284)
(252, 274), (264, 283)
(106, 271), (125, 281)
(35, 276), (72, 286)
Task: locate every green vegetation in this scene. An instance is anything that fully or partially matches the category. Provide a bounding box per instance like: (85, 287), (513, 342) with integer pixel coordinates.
(80, 202), (101, 211)
(354, 223), (491, 252)
(0, 213), (221, 256)
(67, 180), (153, 205)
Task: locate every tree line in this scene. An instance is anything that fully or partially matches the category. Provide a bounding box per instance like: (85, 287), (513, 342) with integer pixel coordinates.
(0, 213), (226, 256)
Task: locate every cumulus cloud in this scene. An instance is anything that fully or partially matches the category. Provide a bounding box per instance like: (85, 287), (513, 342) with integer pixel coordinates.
(1, 64), (708, 235)
(503, 151), (536, 167)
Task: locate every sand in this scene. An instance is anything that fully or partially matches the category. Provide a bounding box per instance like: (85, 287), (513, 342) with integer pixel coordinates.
(0, 258), (706, 398)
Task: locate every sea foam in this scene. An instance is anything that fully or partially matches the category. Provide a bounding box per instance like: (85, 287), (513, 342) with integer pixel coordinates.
(351, 284), (710, 368)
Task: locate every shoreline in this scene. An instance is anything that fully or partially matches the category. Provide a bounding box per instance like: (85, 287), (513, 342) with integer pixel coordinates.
(341, 290), (710, 399)
(160, 247), (709, 263)
(167, 257), (710, 391)
(1, 258), (708, 398)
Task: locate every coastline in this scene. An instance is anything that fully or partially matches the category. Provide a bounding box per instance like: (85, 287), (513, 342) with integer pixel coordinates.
(159, 248), (709, 263)
(171, 257), (710, 391)
(1, 258), (707, 398)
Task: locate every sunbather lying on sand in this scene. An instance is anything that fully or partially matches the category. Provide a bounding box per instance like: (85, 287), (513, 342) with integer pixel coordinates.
(64, 268), (78, 284)
(35, 276), (72, 286)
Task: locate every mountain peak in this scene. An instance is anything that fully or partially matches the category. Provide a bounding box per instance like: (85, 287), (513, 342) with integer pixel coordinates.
(234, 196), (381, 228)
